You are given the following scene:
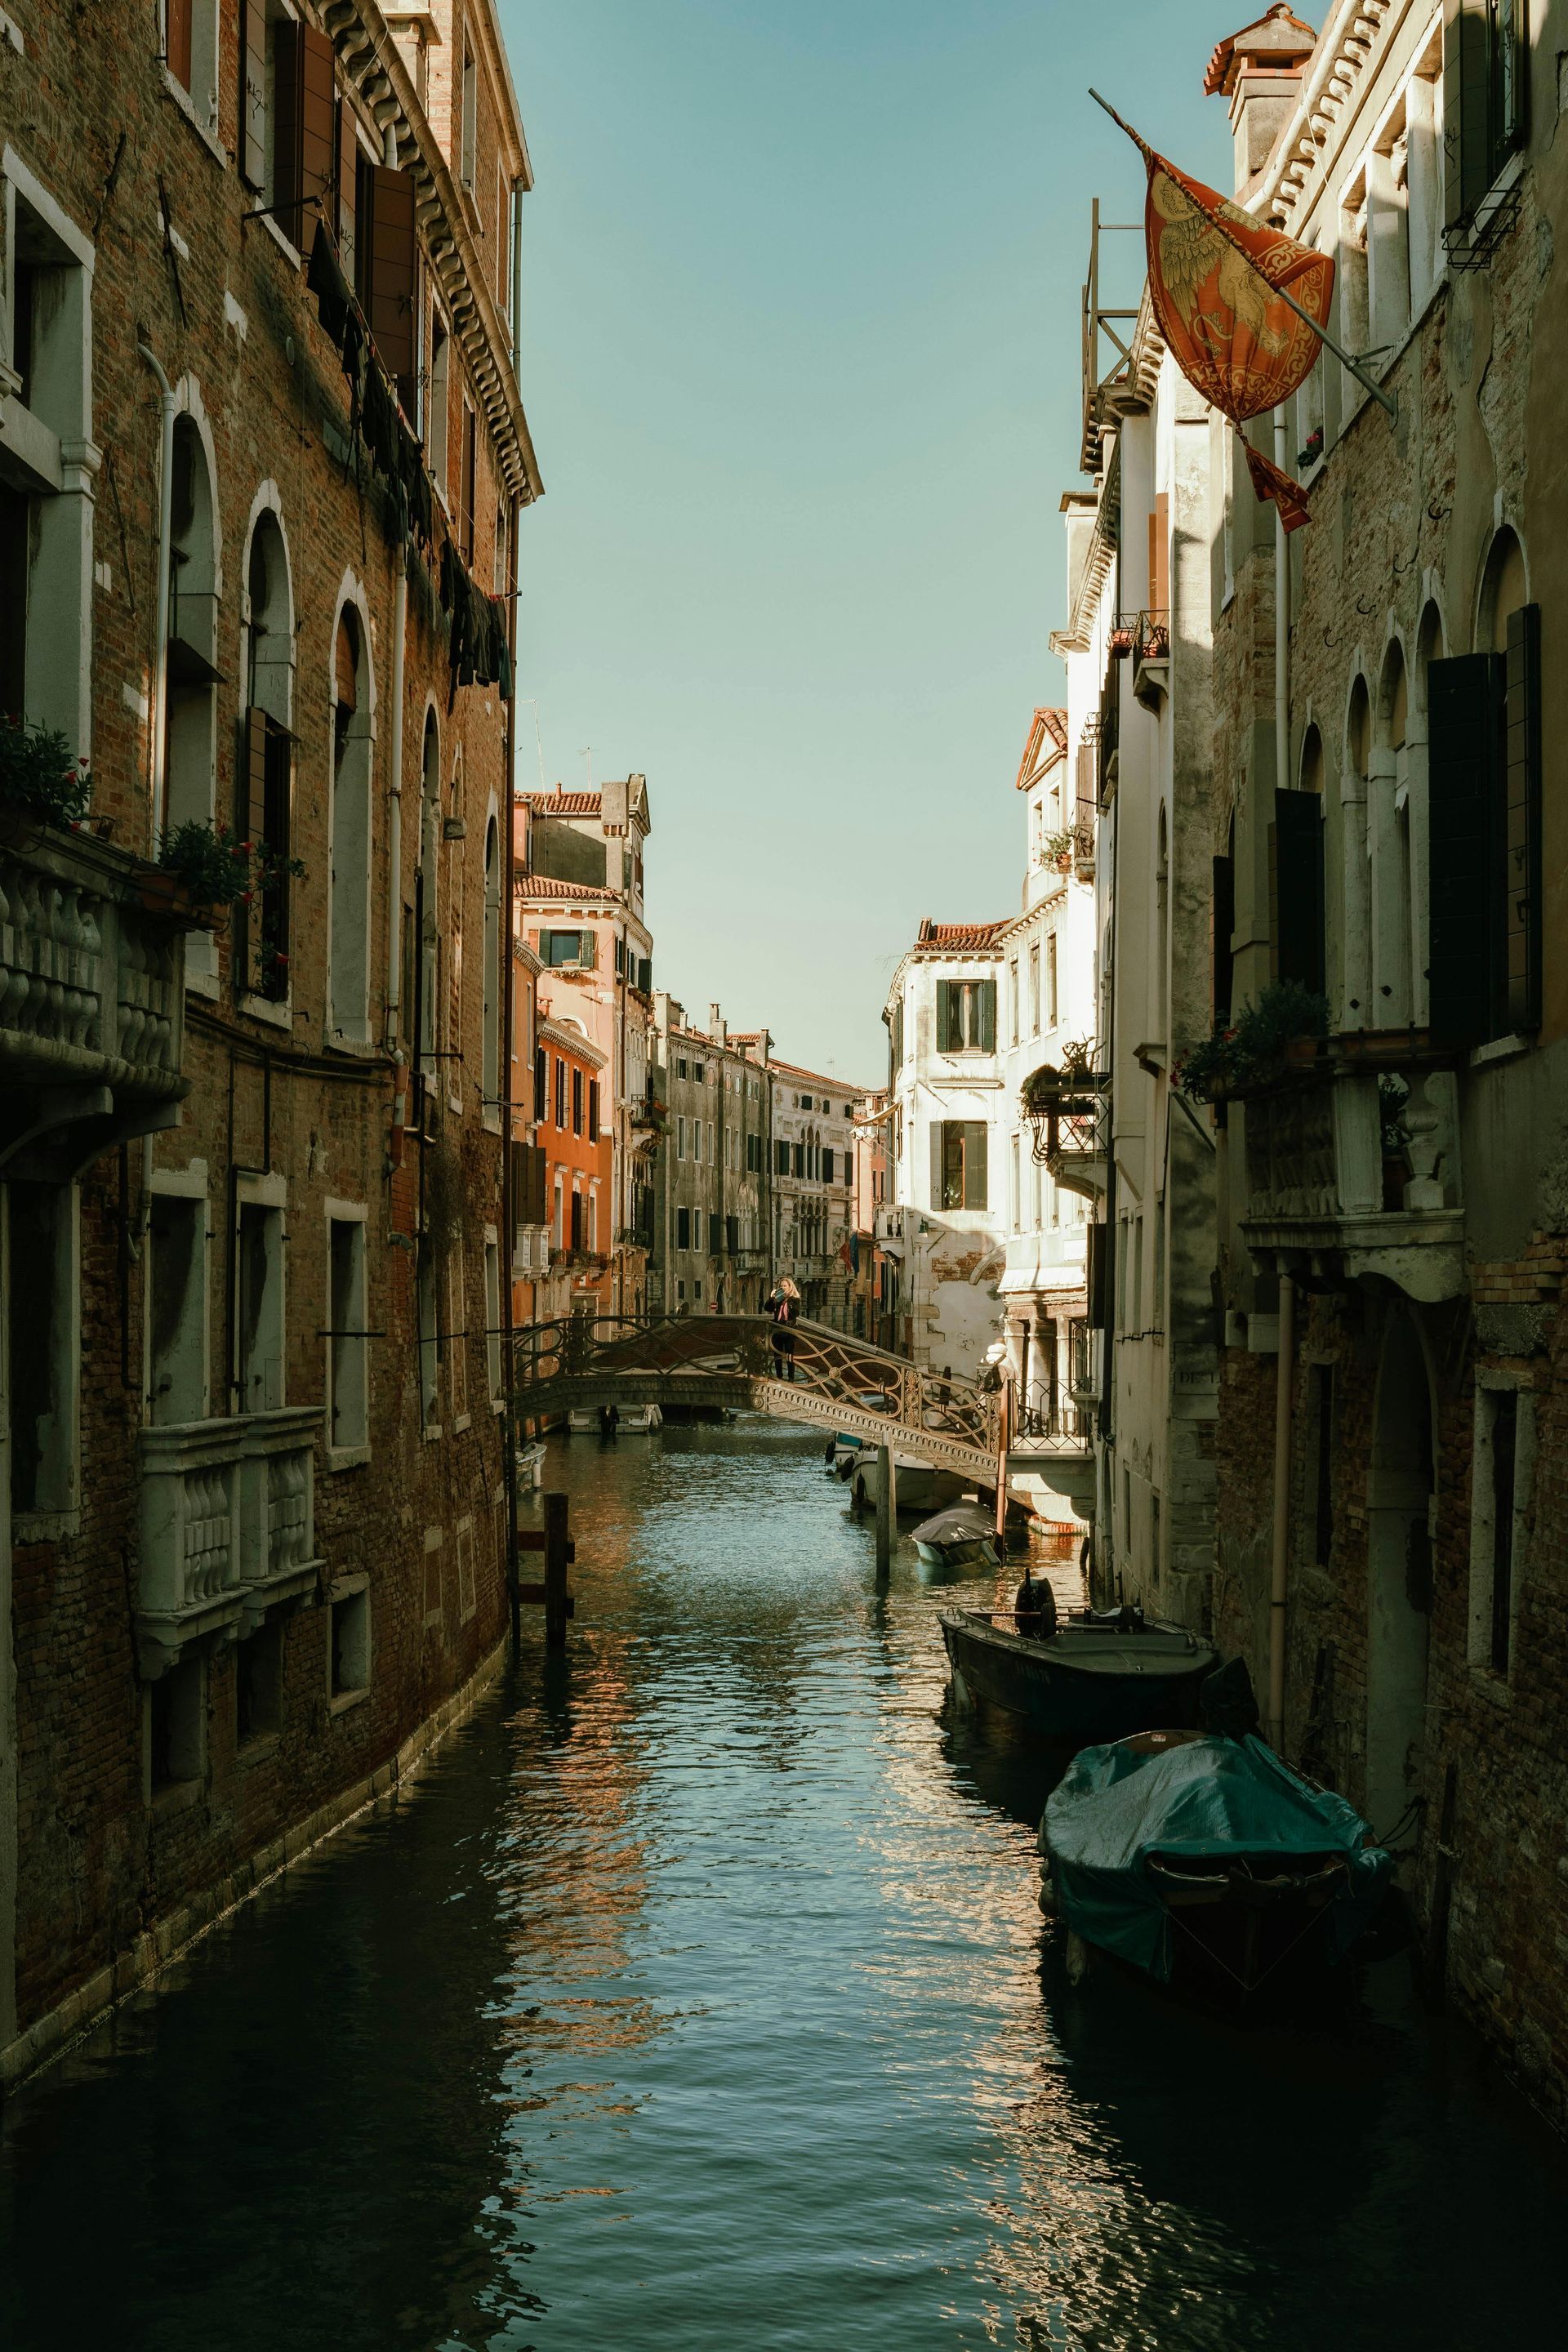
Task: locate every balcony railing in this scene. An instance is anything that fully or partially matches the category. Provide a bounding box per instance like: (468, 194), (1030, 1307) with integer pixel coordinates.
(0, 811), (190, 1173)
(137, 1405), (323, 1676)
(1242, 1067), (1463, 1302)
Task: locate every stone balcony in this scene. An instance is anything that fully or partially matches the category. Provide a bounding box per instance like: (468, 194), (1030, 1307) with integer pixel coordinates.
(1241, 1061), (1464, 1303)
(136, 1406), (324, 1677)
(0, 810), (192, 1178)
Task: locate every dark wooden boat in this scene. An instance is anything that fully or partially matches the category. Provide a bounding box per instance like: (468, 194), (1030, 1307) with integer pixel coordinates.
(941, 1604), (1216, 1745)
(912, 1504), (1001, 1571)
(1039, 1727), (1392, 1998)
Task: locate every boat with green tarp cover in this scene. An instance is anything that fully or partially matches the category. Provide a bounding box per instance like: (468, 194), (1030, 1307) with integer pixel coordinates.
(1039, 1728), (1392, 1998)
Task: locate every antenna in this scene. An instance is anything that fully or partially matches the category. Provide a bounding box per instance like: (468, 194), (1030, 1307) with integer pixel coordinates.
(515, 697), (547, 794)
(578, 744), (593, 792)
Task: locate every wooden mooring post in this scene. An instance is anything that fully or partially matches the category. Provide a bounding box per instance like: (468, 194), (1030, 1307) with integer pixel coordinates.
(514, 1490), (576, 1650)
(875, 1445), (895, 1581)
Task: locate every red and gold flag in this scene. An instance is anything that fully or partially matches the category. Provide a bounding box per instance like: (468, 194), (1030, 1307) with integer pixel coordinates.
(1102, 104), (1334, 531)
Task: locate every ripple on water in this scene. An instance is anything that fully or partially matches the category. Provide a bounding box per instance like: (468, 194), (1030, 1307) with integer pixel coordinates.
(2, 1423), (1566, 2352)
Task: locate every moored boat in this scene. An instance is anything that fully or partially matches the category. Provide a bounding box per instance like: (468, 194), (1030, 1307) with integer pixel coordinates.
(566, 1403), (663, 1434)
(911, 1503), (1001, 1572)
(850, 1453), (965, 1516)
(1039, 1726), (1392, 1998)
(941, 1604), (1216, 1744)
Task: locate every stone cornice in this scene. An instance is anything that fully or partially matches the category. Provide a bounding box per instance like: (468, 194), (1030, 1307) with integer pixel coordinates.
(1254, 0), (1409, 229)
(323, 0), (542, 504)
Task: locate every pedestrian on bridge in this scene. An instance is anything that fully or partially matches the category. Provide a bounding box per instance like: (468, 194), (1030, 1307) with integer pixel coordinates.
(767, 1278), (800, 1381)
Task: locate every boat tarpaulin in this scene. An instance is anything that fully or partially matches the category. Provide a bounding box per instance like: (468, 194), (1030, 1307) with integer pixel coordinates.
(1043, 1735), (1391, 1981)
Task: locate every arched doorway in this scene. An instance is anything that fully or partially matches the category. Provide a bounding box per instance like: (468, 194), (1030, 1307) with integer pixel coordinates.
(1365, 1312), (1434, 1847)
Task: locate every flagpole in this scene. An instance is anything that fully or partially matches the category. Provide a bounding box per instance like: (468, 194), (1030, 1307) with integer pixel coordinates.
(1087, 89), (1397, 423)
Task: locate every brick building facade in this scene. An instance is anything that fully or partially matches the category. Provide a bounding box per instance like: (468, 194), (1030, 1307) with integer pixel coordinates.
(1, 0), (537, 2084)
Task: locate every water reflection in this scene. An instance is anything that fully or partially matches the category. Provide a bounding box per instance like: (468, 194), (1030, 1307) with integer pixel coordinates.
(2, 1419), (1563, 2352)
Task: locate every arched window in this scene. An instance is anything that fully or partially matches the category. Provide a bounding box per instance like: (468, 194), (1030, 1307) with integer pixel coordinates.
(1479, 527), (1527, 655)
(328, 600), (374, 1043)
(446, 751), (465, 1095)
(1340, 679), (1372, 1027)
(167, 410), (220, 985)
(416, 711), (441, 1085)
(1370, 640), (1414, 1027)
(481, 812), (501, 1125)
(239, 501), (296, 1004)
(1405, 603), (1445, 1027)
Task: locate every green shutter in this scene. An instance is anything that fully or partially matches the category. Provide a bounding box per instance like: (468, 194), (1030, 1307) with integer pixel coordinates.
(1428, 651), (1503, 1045)
(964, 1122), (988, 1210)
(1503, 604), (1542, 1032)
(933, 1121), (948, 1209)
(936, 981), (956, 1052)
(977, 980), (996, 1052)
(1272, 791), (1325, 997)
(1212, 853), (1236, 1026)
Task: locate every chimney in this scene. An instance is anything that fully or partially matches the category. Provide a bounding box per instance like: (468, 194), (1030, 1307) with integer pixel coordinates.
(1204, 7), (1317, 199)
(709, 1002), (727, 1045)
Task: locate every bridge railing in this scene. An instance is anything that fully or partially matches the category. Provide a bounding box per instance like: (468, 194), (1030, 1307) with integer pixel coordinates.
(508, 1313), (1085, 1459)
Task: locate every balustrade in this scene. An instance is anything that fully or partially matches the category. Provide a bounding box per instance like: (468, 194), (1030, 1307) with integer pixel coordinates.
(137, 1406), (323, 1676)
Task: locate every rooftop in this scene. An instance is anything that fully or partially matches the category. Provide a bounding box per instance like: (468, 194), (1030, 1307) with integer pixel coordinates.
(913, 919), (1009, 954)
(1015, 707), (1068, 793)
(1203, 5), (1316, 98)
(514, 875), (617, 902)
(523, 790), (602, 817)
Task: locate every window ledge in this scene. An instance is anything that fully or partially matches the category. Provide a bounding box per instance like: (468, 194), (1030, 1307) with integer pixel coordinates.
(325, 1031), (385, 1061)
(256, 211), (303, 270)
(452, 1411), (472, 1434)
(490, 1395), (506, 1417)
(326, 1443), (372, 1472)
(1468, 1665), (1512, 1709)
(158, 68), (228, 169)
(421, 1422), (443, 1443)
(329, 1685), (369, 1717)
(185, 964), (220, 1001)
(1469, 1032), (1533, 1071)
(149, 1775), (204, 1817)
(482, 1110), (502, 1136)
(238, 1731), (280, 1766)
(12, 1510), (79, 1547)
(448, 1094), (464, 1116)
(238, 991), (292, 1031)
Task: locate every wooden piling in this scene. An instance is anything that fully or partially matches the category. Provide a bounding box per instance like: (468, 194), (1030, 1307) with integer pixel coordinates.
(544, 1490), (570, 1650)
(875, 1444), (893, 1580)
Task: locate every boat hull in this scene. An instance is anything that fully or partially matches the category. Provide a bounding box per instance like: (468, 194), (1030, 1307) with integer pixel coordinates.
(941, 1613), (1215, 1745)
(915, 1535), (1000, 1570)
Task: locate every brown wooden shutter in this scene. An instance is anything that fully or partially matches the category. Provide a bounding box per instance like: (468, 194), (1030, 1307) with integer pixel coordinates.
(1148, 492), (1169, 614)
(336, 96), (359, 281)
(462, 405), (477, 562)
(588, 1080), (600, 1143)
(167, 0), (193, 91)
(1271, 791), (1325, 996)
(1428, 651), (1503, 1045)
(1086, 1221), (1106, 1325)
(1503, 602), (1542, 1032)
(964, 1121), (988, 1210)
(1444, 0), (1492, 231)
(366, 166), (417, 384)
(1212, 853), (1235, 1026)
(238, 0), (267, 189)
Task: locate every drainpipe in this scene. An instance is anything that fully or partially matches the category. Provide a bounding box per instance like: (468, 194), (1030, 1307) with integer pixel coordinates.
(1273, 408), (1290, 796)
(510, 179), (524, 363)
(385, 553), (407, 1042)
(1267, 1269), (1296, 1750)
(136, 339), (176, 849)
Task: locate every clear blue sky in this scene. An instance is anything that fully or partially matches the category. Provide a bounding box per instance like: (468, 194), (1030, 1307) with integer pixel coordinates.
(504, 0), (1252, 1083)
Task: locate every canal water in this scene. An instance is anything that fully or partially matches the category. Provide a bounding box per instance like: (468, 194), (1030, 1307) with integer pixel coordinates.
(2, 1419), (1564, 2350)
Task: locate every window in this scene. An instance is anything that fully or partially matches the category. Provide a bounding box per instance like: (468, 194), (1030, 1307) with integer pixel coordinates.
(1029, 944), (1040, 1036)
(677, 1206), (691, 1250)
(1011, 1134), (1022, 1232)
(236, 1197), (284, 1412)
(483, 1236), (502, 1407)
(693, 1120), (703, 1165)
(428, 310), (451, 490)
(588, 1080), (600, 1143)
(327, 1214), (368, 1454)
(572, 1067), (584, 1135)
(792, 1143), (804, 1178)
(555, 1057), (567, 1127)
(746, 1133), (761, 1173)
(677, 1116), (687, 1160)
(1009, 960), (1020, 1046)
(1444, 0), (1527, 241)
(776, 1140), (790, 1176)
(238, 704), (295, 1002)
(358, 154), (418, 401)
(329, 601), (373, 1043)
(461, 402), (478, 564)
(149, 1656), (204, 1795)
(1428, 569), (1539, 1044)
(329, 1584), (371, 1702)
(236, 1621), (283, 1746)
(416, 712), (442, 1080)
(481, 817), (501, 1121)
(417, 1237), (440, 1426)
(460, 37), (478, 185)
(252, 11), (336, 237)
(822, 1149), (835, 1184)
(165, 0), (220, 129)
(1470, 1384), (1533, 1677)
(1270, 773), (1326, 999)
(148, 1189), (207, 1424)
(6, 1179), (78, 1519)
(936, 1121), (987, 1211)
(448, 1242), (469, 1419)
(541, 929), (594, 968)
(936, 978), (996, 1052)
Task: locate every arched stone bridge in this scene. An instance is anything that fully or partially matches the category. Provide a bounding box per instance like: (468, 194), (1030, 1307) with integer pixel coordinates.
(510, 1313), (1094, 1500)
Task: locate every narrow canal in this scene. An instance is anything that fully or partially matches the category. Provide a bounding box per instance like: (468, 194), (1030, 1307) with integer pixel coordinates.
(2, 1420), (1564, 2350)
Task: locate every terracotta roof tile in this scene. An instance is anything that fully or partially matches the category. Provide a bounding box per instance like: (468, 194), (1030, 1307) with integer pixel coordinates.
(914, 919), (1008, 952)
(514, 875), (617, 901)
(523, 791), (603, 817)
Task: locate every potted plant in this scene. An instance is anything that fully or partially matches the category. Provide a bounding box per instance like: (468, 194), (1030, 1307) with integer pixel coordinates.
(1108, 625), (1134, 659)
(0, 715), (92, 833)
(1042, 827), (1076, 873)
(1173, 981), (1330, 1103)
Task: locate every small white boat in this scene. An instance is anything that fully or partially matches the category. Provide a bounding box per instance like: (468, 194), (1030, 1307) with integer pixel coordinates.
(911, 1503), (1001, 1571)
(849, 1453), (966, 1517)
(514, 1441), (547, 1490)
(568, 1403), (663, 1434)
